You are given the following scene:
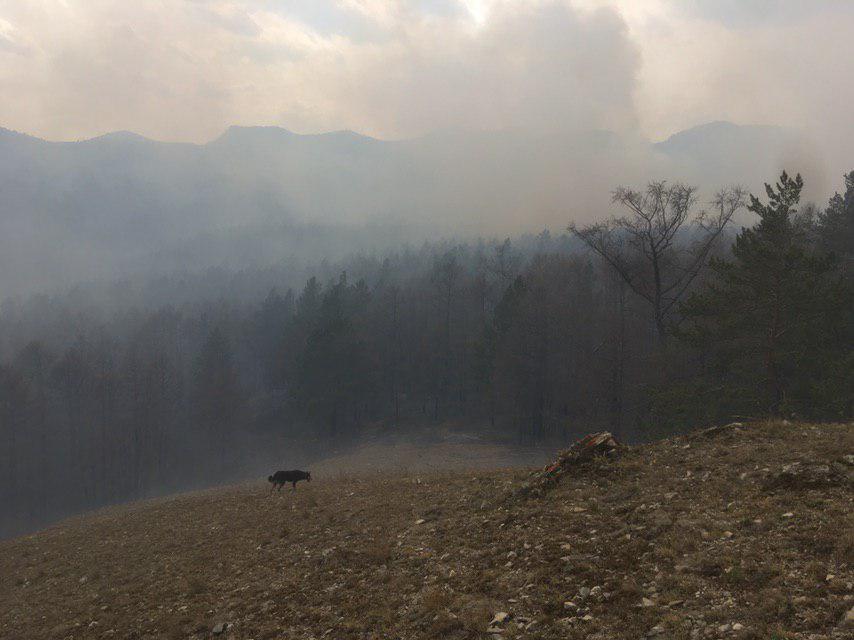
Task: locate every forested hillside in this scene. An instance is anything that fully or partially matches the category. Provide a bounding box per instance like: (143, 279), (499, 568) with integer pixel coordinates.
(0, 171), (851, 538)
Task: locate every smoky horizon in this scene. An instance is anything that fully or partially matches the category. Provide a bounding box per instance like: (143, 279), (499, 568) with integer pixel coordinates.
(0, 7), (852, 639)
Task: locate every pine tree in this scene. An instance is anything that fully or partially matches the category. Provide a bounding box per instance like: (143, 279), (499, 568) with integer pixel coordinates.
(817, 171), (854, 275)
(682, 172), (850, 418)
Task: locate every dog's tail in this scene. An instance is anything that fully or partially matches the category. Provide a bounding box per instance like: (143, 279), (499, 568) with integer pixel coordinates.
(267, 475), (273, 482)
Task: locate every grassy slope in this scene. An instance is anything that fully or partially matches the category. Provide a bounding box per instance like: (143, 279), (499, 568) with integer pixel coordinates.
(0, 421), (852, 640)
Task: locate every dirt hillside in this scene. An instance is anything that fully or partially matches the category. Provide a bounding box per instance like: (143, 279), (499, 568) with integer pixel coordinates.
(1, 421), (852, 639)
(309, 437), (553, 476)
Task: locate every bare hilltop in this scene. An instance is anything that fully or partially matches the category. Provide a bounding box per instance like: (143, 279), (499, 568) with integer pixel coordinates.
(1, 421), (852, 639)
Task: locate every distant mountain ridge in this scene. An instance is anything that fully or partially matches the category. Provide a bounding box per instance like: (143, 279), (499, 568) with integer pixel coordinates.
(0, 121), (819, 296)
(0, 120), (789, 147)
(656, 120), (782, 148)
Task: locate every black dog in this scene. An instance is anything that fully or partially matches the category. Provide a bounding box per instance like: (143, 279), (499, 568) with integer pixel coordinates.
(268, 469), (311, 492)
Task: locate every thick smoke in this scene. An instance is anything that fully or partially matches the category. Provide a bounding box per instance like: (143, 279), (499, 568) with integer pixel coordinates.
(0, 1), (637, 141)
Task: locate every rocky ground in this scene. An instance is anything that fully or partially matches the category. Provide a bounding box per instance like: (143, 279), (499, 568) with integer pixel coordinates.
(1, 421), (852, 640)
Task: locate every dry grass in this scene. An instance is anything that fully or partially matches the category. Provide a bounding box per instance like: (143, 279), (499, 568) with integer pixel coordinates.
(0, 421), (851, 639)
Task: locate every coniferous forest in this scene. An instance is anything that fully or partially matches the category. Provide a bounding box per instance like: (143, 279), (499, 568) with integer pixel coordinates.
(1, 171), (852, 537)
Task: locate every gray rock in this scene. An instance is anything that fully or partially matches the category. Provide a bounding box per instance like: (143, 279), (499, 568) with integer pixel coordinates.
(212, 622), (228, 635)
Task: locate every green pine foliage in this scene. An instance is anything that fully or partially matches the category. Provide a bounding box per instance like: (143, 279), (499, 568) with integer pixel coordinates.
(679, 172), (853, 420)
(818, 171), (854, 274)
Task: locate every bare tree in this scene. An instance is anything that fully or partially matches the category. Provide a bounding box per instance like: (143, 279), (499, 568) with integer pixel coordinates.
(570, 182), (746, 342)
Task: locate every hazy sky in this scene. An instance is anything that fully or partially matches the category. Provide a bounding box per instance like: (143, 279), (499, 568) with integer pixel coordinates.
(0, 1), (852, 154)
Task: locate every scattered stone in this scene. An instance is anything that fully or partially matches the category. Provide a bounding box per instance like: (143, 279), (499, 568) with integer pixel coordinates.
(641, 597), (655, 607)
(840, 605), (854, 629)
(489, 612), (511, 626)
(732, 623), (744, 631)
(694, 422), (743, 439)
(212, 622), (229, 635)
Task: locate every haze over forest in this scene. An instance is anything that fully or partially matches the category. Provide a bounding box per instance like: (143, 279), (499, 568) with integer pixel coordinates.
(0, 1), (852, 539)
(0, 119), (821, 296)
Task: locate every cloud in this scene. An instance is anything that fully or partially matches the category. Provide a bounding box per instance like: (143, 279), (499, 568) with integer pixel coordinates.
(192, 3), (261, 37)
(0, 1), (638, 141)
(274, 1), (639, 137)
(0, 14), (27, 54)
(676, 0), (854, 29)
